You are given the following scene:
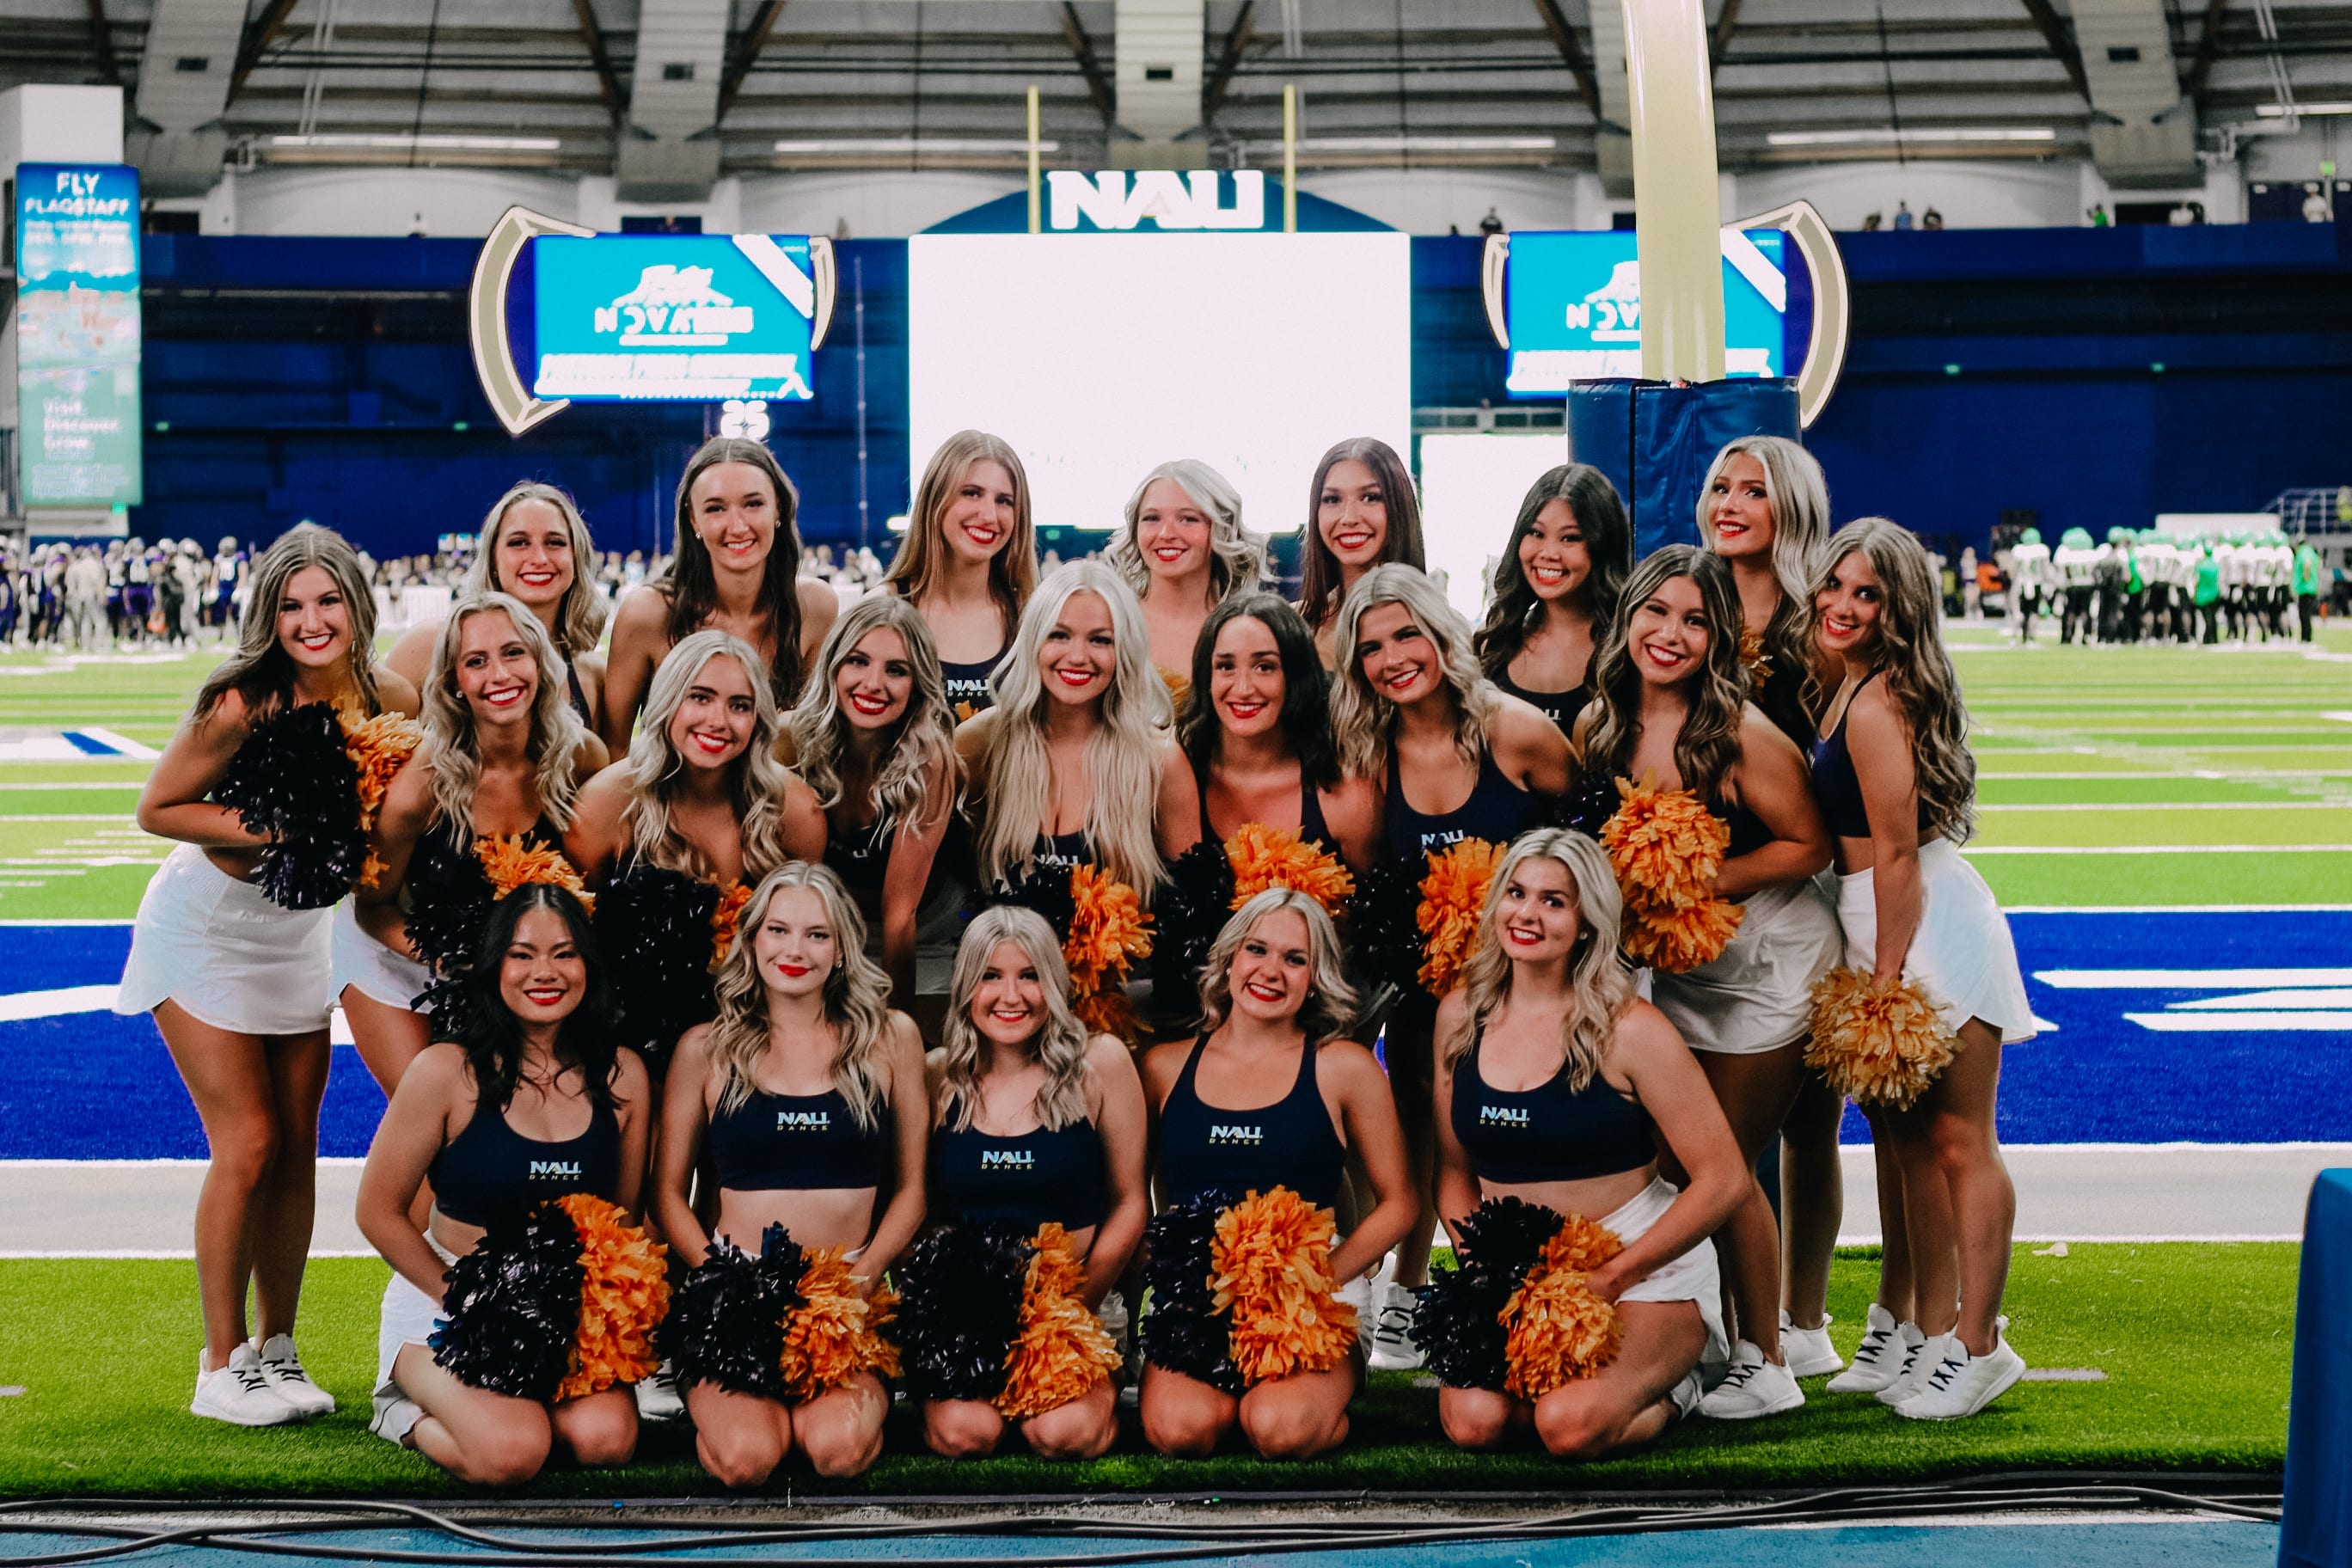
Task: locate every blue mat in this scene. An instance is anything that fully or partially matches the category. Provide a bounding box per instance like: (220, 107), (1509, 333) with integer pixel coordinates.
(3, 910), (2349, 1159)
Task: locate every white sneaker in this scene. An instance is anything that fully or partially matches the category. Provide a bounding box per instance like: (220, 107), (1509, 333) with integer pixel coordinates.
(1695, 1339), (1805, 1419)
(1365, 1281), (1425, 1372)
(1877, 1328), (1945, 1406)
(191, 1344), (301, 1427)
(1896, 1322), (2025, 1420)
(253, 1333), (334, 1418)
(369, 1394), (424, 1446)
(634, 1361), (684, 1422)
(1780, 1310), (1843, 1378)
(1826, 1306), (1909, 1393)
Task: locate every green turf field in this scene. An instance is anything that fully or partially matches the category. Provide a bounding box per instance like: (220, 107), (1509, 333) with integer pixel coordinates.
(0, 1243), (2295, 1496)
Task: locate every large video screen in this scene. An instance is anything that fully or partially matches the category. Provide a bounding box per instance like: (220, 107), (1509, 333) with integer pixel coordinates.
(1504, 229), (1787, 397)
(907, 232), (1412, 534)
(531, 234), (818, 402)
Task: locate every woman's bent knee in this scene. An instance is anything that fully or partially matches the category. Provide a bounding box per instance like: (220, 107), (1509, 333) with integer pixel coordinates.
(456, 1428), (552, 1487)
(1239, 1400), (1343, 1461)
(923, 1402), (1003, 1460)
(698, 1425), (784, 1490)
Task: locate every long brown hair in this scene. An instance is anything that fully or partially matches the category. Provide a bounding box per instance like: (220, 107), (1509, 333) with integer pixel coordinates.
(1474, 463), (1631, 682)
(1295, 436), (1424, 631)
(1579, 546), (1748, 804)
(195, 523), (381, 720)
(660, 437), (809, 707)
(885, 429), (1037, 645)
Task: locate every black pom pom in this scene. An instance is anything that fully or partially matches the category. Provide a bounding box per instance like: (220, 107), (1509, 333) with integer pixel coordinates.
(1415, 1196), (1561, 1393)
(965, 861), (1077, 942)
(213, 702), (366, 910)
(430, 1201), (585, 1400)
(405, 835), (497, 1033)
(894, 1222), (1031, 1403)
(663, 1224), (806, 1402)
(592, 861), (722, 1078)
(1559, 774), (1621, 841)
(1346, 856), (1424, 1026)
(1151, 842), (1234, 1025)
(1140, 1191), (1241, 1393)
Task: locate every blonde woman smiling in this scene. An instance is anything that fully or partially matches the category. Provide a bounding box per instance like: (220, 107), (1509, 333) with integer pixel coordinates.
(1103, 459), (1268, 689)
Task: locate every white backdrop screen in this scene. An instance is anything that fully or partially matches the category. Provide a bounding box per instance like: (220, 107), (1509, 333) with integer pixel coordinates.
(1417, 432), (1571, 622)
(907, 233), (1412, 536)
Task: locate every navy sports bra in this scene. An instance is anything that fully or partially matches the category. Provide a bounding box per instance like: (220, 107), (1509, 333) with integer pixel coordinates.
(824, 810), (894, 897)
(430, 1091), (621, 1229)
(1032, 829), (1090, 873)
(940, 651), (1005, 717)
(710, 1084), (894, 1191)
(931, 1118), (1106, 1231)
(1157, 1033), (1346, 1210)
(1810, 672), (1933, 841)
(562, 660), (593, 729)
(1195, 762), (1332, 850)
(1384, 740), (1539, 862)
(1450, 1030), (1656, 1185)
(1492, 670), (1589, 744)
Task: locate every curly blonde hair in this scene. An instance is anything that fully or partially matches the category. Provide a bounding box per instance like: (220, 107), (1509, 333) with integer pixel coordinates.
(705, 862), (896, 1127)
(419, 591), (591, 836)
(1196, 888), (1360, 1045)
(1104, 458), (1269, 607)
(1451, 830), (1634, 1093)
(934, 906), (1093, 1134)
(1327, 562), (1501, 781)
(622, 630), (794, 882)
(787, 594), (956, 834)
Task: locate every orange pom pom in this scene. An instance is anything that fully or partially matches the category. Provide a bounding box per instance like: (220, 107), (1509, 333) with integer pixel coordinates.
(1225, 822), (1355, 915)
(996, 1223), (1121, 1418)
(707, 879), (753, 972)
(1211, 1186), (1358, 1386)
(1500, 1211), (1624, 1400)
(778, 1246), (901, 1401)
(476, 835), (593, 913)
(1159, 666), (1192, 712)
(1621, 897), (1745, 974)
(344, 713), (423, 889)
(1064, 863), (1154, 993)
(1073, 986), (1138, 1044)
(1738, 627), (1773, 687)
(1806, 965), (1959, 1109)
(553, 1193), (670, 1400)
(1416, 836), (1501, 996)
(1600, 776), (1728, 913)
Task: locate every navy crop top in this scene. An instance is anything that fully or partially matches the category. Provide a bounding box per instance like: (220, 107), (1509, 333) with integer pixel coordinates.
(1156, 1033), (1346, 1210)
(1195, 761), (1332, 851)
(1450, 1031), (1657, 1185)
(931, 1118), (1106, 1231)
(824, 810), (894, 897)
(1032, 828), (1091, 873)
(940, 651), (1005, 717)
(710, 1085), (894, 1191)
(1492, 670), (1590, 744)
(430, 1093), (621, 1229)
(1384, 741), (1540, 863)
(1810, 672), (1933, 841)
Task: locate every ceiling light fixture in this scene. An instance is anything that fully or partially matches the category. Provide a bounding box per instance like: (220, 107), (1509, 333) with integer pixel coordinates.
(1296, 134), (1557, 151)
(772, 137), (1058, 154)
(268, 132), (562, 150)
(1763, 126), (2057, 146)
(2257, 101), (2352, 117)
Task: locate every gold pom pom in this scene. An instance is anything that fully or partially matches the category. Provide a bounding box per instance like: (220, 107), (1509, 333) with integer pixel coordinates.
(707, 879), (753, 972)
(1600, 775), (1727, 912)
(1211, 1187), (1358, 1386)
(476, 835), (593, 913)
(996, 1223), (1121, 1418)
(779, 1246), (901, 1401)
(1226, 822), (1355, 915)
(553, 1193), (669, 1400)
(1065, 864), (1155, 992)
(1806, 965), (1960, 1110)
(344, 713), (424, 889)
(1621, 897), (1746, 974)
(1073, 986), (1137, 1044)
(1159, 666), (1193, 711)
(1738, 627), (1773, 687)
(1416, 836), (1501, 996)
(1500, 1211), (1624, 1400)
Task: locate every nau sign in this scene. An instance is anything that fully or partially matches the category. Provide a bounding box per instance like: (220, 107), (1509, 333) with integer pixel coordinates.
(1046, 170), (1270, 232)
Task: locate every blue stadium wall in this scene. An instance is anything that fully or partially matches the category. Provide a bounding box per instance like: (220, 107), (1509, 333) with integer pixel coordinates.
(128, 222), (2352, 559)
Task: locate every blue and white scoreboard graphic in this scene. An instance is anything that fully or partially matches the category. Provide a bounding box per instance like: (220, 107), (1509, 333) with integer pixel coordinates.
(1503, 229), (1788, 397)
(530, 234), (820, 402)
(14, 162), (143, 509)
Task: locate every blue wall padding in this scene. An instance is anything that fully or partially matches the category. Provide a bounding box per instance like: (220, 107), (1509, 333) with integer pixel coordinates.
(1566, 378), (1802, 557)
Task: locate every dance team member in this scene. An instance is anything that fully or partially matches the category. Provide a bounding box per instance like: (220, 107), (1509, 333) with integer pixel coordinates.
(1571, 546), (1836, 1419)
(603, 437), (840, 750)
(1427, 830), (1746, 1457)
(1296, 437), (1426, 665)
(356, 886), (651, 1481)
(388, 482), (609, 730)
(885, 430), (1037, 718)
(121, 524), (420, 1425)
(783, 595), (960, 1008)
(912, 906), (1148, 1460)
(1330, 562), (1571, 1362)
(1473, 464), (1632, 740)
(1141, 891), (1416, 1460)
(654, 864), (928, 1482)
(348, 593), (605, 1094)
(1104, 458), (1269, 692)
(1810, 518), (2034, 1419)
(1695, 435), (1847, 1382)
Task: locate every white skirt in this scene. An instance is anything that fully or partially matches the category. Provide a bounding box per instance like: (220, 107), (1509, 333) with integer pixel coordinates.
(1648, 879), (1841, 1055)
(329, 899), (431, 1011)
(1606, 1175), (1730, 1412)
(116, 842), (334, 1035)
(373, 1234), (459, 1438)
(1834, 838), (2037, 1045)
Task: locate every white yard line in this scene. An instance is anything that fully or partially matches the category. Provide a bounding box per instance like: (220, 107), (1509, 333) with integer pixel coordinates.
(1963, 843), (2352, 854)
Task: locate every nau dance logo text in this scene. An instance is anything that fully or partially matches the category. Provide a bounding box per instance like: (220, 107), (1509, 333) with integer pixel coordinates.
(529, 1159), (583, 1179)
(1479, 1106), (1529, 1129)
(777, 1109), (831, 1132)
(1209, 1124), (1264, 1147)
(980, 1149), (1036, 1171)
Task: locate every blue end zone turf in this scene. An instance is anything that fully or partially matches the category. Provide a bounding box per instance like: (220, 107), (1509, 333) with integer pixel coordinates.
(2, 910), (2348, 1159)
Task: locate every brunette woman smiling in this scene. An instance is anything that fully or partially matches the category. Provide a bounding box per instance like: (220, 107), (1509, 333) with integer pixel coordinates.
(1295, 437), (1426, 666)
(885, 430), (1038, 718)
(1473, 464), (1632, 742)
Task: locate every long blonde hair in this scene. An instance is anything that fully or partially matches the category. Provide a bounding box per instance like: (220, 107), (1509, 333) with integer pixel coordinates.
(464, 481), (608, 659)
(1327, 561), (1501, 781)
(885, 429), (1037, 640)
(1697, 435), (1828, 675)
(705, 862), (894, 1126)
(1105, 458), (1268, 607)
(1452, 830), (1633, 1093)
(420, 592), (590, 836)
(1808, 518), (1977, 843)
(934, 906), (1093, 1134)
(622, 630), (793, 881)
(973, 560), (1171, 891)
(195, 524), (381, 719)
(1197, 889), (1359, 1045)
(787, 594), (956, 832)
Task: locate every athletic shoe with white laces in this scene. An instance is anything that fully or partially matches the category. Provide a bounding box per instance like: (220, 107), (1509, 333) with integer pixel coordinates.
(1695, 1339), (1805, 1419)
(1826, 1307), (1908, 1393)
(254, 1333), (334, 1417)
(1895, 1321), (2025, 1420)
(1779, 1310), (1843, 1377)
(1876, 1328), (1946, 1406)
(634, 1361), (684, 1421)
(1365, 1281), (1426, 1372)
(191, 1344), (301, 1427)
